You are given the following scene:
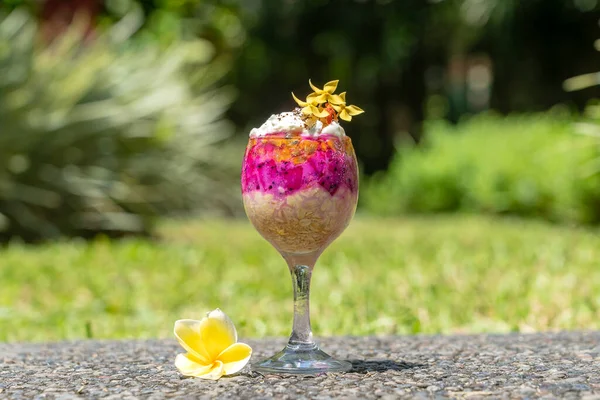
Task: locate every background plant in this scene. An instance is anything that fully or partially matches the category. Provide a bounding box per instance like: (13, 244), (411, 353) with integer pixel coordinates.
(0, 9), (237, 241)
(362, 114), (600, 225)
(3, 1), (598, 175)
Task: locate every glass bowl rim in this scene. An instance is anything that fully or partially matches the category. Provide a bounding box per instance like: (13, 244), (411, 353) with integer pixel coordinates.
(248, 134), (352, 141)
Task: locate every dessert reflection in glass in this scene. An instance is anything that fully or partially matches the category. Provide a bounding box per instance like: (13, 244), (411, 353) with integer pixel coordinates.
(241, 80), (364, 374)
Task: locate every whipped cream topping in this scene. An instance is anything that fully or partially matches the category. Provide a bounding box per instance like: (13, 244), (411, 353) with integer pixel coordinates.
(250, 111), (345, 137)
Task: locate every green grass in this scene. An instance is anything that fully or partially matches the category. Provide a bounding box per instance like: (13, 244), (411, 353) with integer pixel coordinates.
(1, 216), (600, 342)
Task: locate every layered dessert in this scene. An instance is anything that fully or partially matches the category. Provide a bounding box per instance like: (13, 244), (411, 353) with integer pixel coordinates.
(241, 80), (363, 254)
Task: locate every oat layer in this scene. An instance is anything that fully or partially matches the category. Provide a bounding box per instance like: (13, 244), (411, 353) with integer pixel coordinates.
(243, 186), (357, 254)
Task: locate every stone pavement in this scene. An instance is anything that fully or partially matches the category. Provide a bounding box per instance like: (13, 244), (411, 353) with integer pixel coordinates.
(1, 332), (599, 399)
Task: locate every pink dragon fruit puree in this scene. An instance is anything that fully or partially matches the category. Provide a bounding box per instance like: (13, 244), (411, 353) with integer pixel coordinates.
(241, 132), (358, 255)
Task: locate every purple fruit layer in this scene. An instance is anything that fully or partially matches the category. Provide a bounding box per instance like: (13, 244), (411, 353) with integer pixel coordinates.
(241, 135), (358, 197)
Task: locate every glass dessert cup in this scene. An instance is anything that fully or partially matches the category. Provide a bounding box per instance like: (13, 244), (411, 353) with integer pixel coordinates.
(242, 133), (358, 374)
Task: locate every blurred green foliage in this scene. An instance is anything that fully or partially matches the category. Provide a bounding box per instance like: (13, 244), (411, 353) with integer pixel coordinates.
(363, 114), (600, 225)
(0, 0), (598, 240)
(0, 9), (237, 241)
(5, 1), (599, 175)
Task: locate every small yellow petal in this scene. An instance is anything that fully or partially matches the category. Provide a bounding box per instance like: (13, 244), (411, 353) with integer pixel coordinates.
(340, 92), (346, 102)
(339, 109), (352, 121)
(313, 93), (329, 104)
(345, 105), (365, 116)
(291, 92), (307, 107)
(331, 103), (343, 112)
(302, 106), (313, 115)
(217, 343), (252, 375)
(174, 320), (211, 364)
(308, 79), (323, 93)
(310, 105), (330, 118)
(323, 80), (339, 93)
(328, 94), (345, 105)
(307, 92), (319, 102)
(308, 92), (326, 104)
(174, 353), (213, 377)
(199, 309), (237, 360)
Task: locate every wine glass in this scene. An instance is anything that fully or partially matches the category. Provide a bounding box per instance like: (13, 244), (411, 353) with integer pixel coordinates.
(241, 132), (358, 374)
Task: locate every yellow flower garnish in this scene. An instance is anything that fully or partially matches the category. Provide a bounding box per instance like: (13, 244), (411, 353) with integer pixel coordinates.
(308, 79), (339, 104)
(332, 102), (365, 122)
(174, 309), (252, 380)
(292, 79), (364, 123)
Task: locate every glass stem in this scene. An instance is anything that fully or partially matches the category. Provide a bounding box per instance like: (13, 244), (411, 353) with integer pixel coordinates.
(288, 264), (315, 349)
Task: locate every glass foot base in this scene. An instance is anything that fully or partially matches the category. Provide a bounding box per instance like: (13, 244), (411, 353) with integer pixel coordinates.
(252, 343), (352, 375)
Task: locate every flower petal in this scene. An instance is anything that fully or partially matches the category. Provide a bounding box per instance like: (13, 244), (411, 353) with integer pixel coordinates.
(308, 79), (323, 93)
(345, 104), (365, 116)
(331, 103), (343, 112)
(175, 353), (213, 377)
(328, 94), (345, 105)
(174, 320), (211, 364)
(339, 109), (352, 121)
(199, 309), (237, 360)
(312, 93), (329, 104)
(302, 106), (313, 115)
(176, 356), (225, 380)
(323, 80), (339, 94)
(217, 342), (253, 375)
(200, 360), (225, 380)
(291, 92), (308, 107)
(310, 105), (330, 118)
(307, 92), (324, 101)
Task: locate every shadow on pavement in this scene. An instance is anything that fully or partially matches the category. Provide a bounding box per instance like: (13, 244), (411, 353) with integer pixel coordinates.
(347, 359), (423, 373)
